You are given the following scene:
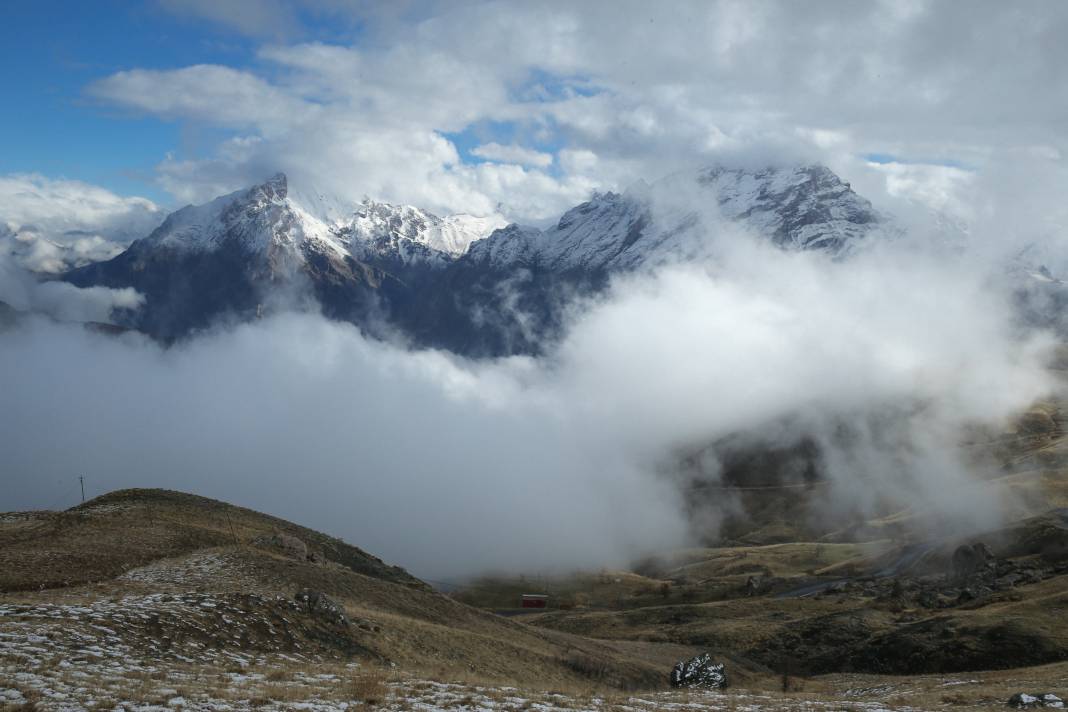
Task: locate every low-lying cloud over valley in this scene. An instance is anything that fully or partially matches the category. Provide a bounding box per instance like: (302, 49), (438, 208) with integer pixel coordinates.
(1, 184), (1060, 579)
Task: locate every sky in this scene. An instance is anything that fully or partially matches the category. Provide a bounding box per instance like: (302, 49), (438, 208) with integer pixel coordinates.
(2, 0), (1067, 225)
(3, 1), (1068, 578)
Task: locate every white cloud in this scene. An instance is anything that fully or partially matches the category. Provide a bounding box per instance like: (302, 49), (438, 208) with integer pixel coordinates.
(83, 2), (1068, 228)
(471, 143), (553, 168)
(0, 249), (144, 323)
(88, 65), (311, 132)
(870, 160), (975, 225)
(0, 174), (163, 273)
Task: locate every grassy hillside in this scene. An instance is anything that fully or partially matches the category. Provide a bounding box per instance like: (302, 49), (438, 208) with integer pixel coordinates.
(0, 488), (702, 693)
(0, 488), (422, 592)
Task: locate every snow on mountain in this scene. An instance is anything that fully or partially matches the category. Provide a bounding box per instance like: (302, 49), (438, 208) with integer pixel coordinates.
(698, 164), (880, 250)
(468, 164), (884, 271)
(336, 200), (506, 266)
(64, 163), (889, 353)
(463, 223), (545, 267)
(139, 174), (343, 262)
(140, 174), (504, 270)
(131, 164), (877, 277)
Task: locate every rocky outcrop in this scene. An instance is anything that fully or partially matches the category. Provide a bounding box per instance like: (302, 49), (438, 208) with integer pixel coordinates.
(1008, 692), (1064, 708)
(294, 589), (349, 627)
(952, 542), (994, 580)
(670, 653), (728, 689)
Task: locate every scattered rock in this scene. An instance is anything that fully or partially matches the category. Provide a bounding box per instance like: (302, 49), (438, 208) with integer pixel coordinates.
(294, 589), (349, 627)
(1021, 568), (1044, 584)
(1008, 692), (1064, 708)
(670, 653), (728, 689)
(1000, 573), (1022, 588)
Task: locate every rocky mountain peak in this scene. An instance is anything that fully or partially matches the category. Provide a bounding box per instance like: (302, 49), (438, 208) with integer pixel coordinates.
(65, 162), (889, 354)
(255, 172), (288, 202)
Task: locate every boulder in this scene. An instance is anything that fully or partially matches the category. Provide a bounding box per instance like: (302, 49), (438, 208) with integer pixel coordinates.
(1008, 692), (1064, 708)
(255, 532), (310, 561)
(670, 653), (728, 689)
(275, 534), (308, 560)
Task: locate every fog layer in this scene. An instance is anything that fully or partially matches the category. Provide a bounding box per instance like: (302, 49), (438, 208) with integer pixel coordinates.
(0, 201), (1057, 579)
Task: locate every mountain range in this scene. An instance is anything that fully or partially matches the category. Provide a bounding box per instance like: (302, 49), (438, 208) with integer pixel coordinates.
(64, 164), (887, 355)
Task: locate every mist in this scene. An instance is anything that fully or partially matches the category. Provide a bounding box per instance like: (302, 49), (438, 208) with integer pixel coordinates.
(0, 249), (145, 324)
(0, 173), (1062, 581)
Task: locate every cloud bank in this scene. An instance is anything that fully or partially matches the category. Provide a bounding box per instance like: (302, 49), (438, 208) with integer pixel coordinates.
(0, 197), (1057, 579)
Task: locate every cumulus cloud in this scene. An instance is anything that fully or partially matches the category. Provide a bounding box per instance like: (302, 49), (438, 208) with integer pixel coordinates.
(0, 174), (163, 273)
(86, 1), (1068, 225)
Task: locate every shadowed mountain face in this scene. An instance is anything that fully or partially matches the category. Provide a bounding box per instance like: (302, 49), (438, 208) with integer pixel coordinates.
(64, 165), (886, 354)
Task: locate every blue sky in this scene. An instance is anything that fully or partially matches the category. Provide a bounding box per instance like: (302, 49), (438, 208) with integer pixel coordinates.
(0, 2), (269, 202)
(0, 2), (585, 203)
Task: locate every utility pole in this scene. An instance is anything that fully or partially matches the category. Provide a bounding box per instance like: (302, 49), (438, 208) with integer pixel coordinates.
(224, 508), (238, 545)
(79, 476), (85, 503)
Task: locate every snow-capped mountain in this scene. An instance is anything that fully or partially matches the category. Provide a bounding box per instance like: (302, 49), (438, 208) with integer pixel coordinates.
(467, 164), (883, 271)
(64, 164), (886, 354)
(136, 174), (344, 271)
(132, 173), (503, 270)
